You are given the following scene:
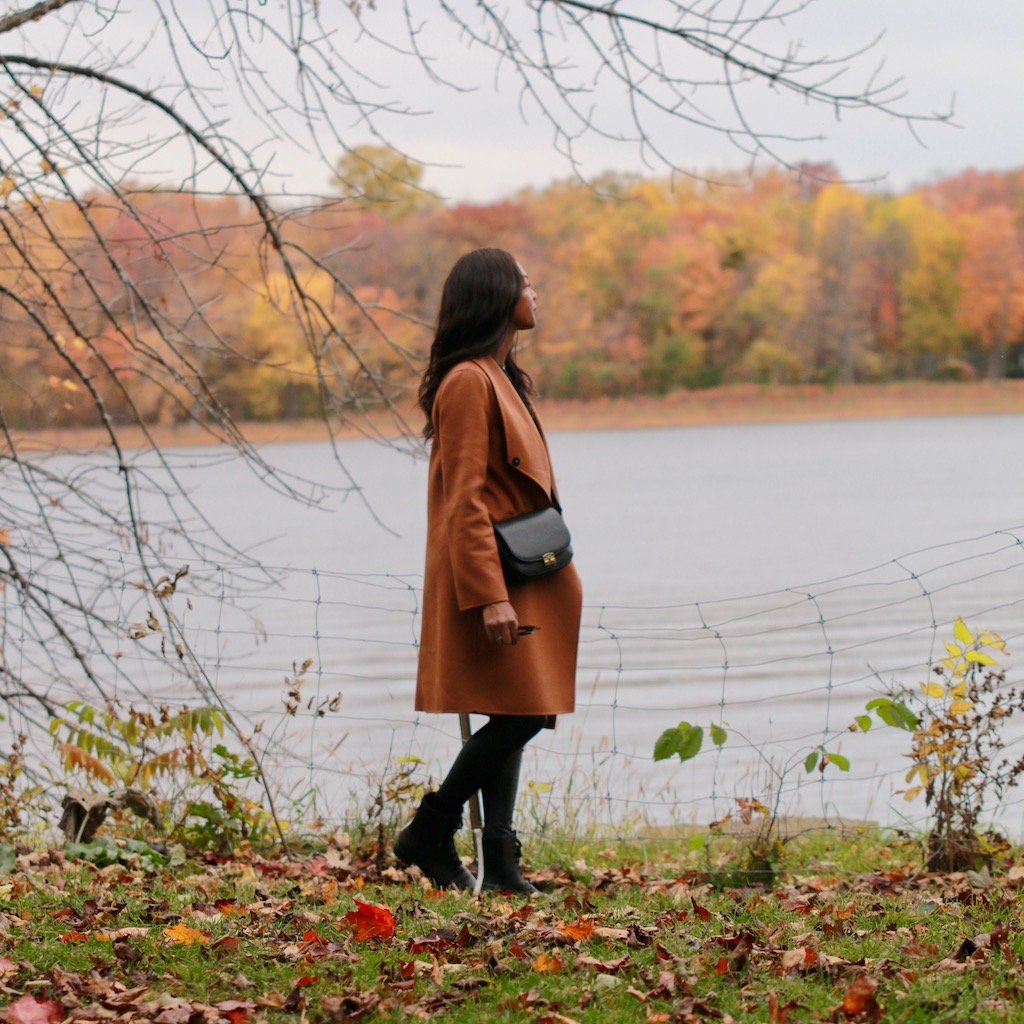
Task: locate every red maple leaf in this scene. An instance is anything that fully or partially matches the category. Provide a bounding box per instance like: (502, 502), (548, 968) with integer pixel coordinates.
(344, 900), (395, 942)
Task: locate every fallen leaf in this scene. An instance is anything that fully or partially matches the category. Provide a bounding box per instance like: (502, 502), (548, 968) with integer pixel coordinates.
(321, 878), (339, 901)
(573, 954), (630, 973)
(214, 1000), (257, 1024)
(839, 974), (882, 1022)
(951, 937), (979, 963)
(281, 985), (308, 1013)
(718, 932), (754, 974)
(344, 900), (395, 942)
(652, 970), (677, 997)
(162, 922), (211, 945)
(320, 992), (381, 1020)
(0, 956), (19, 978)
(112, 939), (144, 966)
(690, 896), (711, 921)
(154, 998), (194, 1021)
(768, 990), (805, 1024)
(406, 928), (459, 953)
(558, 918), (596, 942)
(532, 952), (562, 973)
(214, 898), (249, 916)
(778, 898), (814, 913)
(96, 926), (150, 941)
(974, 921), (1011, 953)
(780, 946), (818, 972)
(6, 996), (65, 1024)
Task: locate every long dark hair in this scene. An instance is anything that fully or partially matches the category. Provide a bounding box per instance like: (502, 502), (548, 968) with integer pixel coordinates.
(419, 247), (534, 441)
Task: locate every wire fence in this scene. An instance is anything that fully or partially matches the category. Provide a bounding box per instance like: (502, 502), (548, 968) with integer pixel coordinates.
(4, 524), (1024, 844)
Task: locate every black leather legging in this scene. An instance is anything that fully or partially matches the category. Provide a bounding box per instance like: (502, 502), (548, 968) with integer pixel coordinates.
(433, 714), (546, 834)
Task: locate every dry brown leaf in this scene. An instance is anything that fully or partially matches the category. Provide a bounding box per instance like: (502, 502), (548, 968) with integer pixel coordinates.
(572, 954), (630, 973)
(690, 895), (711, 921)
(768, 989), (805, 1024)
(532, 952), (562, 973)
(558, 918), (596, 942)
(780, 946), (818, 973)
(162, 922), (211, 945)
(96, 926), (150, 941)
(839, 974), (882, 1022)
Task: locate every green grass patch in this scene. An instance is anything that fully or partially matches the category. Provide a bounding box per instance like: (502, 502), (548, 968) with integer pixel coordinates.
(2, 829), (1024, 1023)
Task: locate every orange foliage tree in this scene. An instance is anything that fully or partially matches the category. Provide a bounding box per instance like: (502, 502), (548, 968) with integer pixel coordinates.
(956, 205), (1024, 380)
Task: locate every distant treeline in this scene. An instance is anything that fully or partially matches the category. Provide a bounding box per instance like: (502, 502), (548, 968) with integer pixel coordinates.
(2, 164), (1023, 429)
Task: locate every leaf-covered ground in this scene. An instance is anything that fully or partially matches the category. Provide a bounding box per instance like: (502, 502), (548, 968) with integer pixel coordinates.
(3, 836), (1024, 1023)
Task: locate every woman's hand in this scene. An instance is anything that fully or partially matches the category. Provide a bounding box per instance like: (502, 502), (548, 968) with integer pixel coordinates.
(482, 600), (519, 646)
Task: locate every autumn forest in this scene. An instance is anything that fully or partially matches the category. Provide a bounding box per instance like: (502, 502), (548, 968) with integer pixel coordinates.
(2, 159), (1024, 431)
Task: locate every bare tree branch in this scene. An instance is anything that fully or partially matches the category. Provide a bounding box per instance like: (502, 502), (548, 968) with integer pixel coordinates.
(0, 0), (951, 839)
(0, 0), (80, 39)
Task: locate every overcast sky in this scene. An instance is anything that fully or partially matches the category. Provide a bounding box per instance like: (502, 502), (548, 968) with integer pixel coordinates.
(43, 0), (1024, 203)
(337, 0), (1024, 202)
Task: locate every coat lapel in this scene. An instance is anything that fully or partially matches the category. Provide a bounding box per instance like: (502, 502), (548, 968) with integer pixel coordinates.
(472, 358), (554, 500)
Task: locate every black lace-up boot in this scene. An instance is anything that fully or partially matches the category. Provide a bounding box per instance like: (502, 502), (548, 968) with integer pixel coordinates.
(394, 792), (476, 890)
(481, 830), (539, 894)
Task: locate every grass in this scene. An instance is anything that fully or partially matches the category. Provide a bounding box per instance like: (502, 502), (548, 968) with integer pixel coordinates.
(3, 825), (1024, 1023)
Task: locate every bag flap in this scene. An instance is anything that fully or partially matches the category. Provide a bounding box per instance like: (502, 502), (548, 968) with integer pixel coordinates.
(495, 508), (571, 561)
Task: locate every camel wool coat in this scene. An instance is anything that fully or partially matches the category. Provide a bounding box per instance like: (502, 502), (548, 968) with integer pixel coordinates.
(415, 357), (582, 720)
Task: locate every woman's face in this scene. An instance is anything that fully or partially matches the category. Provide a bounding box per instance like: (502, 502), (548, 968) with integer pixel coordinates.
(511, 263), (538, 331)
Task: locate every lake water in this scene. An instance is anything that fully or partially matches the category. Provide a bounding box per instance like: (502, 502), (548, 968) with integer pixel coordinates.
(19, 412), (1024, 837)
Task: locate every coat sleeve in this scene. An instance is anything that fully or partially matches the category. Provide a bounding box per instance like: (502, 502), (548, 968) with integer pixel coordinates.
(433, 366), (510, 612)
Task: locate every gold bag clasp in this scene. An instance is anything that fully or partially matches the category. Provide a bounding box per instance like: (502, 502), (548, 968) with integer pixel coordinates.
(543, 552), (556, 566)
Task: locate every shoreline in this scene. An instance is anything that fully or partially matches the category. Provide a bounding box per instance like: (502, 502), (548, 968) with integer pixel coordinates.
(535, 379), (1024, 433)
(8, 379), (1023, 450)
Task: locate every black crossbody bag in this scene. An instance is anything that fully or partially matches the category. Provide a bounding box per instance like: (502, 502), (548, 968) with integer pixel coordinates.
(493, 501), (573, 585)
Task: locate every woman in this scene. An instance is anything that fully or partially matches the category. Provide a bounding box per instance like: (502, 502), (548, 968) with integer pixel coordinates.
(394, 248), (582, 892)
